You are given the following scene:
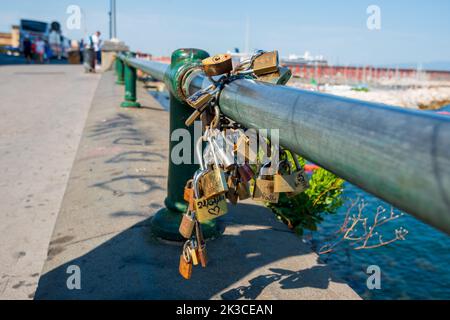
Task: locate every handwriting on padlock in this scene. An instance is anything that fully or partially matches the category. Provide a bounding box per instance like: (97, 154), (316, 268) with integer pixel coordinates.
(195, 194), (226, 208)
(207, 205), (221, 216)
(194, 194), (228, 222)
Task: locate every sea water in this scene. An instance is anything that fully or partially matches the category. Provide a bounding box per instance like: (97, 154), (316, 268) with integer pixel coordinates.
(311, 182), (450, 300)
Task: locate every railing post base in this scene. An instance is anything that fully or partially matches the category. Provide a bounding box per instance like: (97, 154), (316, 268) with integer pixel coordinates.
(151, 207), (223, 242)
(120, 101), (141, 108)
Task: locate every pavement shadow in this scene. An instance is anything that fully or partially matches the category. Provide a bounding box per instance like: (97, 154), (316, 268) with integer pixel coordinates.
(220, 265), (342, 300)
(35, 203), (345, 300)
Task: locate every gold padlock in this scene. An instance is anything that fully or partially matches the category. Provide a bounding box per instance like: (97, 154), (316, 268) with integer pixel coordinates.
(194, 193), (228, 222)
(252, 162), (279, 204)
(202, 54), (233, 77)
(186, 91), (213, 109)
(252, 51), (279, 76)
(273, 159), (296, 193)
(257, 66), (292, 85)
(193, 170), (228, 222)
(179, 209), (196, 239)
(286, 150), (309, 197)
(273, 150), (309, 195)
(200, 136), (229, 199)
(201, 166), (228, 199)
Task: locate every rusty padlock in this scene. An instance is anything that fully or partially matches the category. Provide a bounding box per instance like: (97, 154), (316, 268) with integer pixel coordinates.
(179, 242), (193, 280)
(202, 54), (233, 77)
(179, 209), (196, 239)
(183, 179), (195, 211)
(252, 50), (279, 76)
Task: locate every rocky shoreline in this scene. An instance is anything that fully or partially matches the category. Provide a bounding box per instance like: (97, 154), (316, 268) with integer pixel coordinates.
(290, 80), (450, 110)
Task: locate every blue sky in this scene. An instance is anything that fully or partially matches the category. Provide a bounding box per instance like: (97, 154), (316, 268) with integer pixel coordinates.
(1, 0), (449, 66)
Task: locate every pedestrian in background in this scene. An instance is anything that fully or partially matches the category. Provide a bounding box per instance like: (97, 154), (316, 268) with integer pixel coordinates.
(79, 39), (85, 64)
(49, 29), (62, 60)
(23, 37), (32, 64)
(35, 37), (45, 64)
(90, 31), (102, 68)
(44, 40), (52, 63)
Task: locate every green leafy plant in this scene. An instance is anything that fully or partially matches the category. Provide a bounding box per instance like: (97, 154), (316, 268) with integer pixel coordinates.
(265, 155), (344, 236)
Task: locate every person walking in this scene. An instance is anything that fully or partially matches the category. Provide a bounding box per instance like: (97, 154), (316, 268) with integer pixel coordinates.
(79, 39), (84, 64)
(23, 37), (32, 64)
(35, 37), (45, 64)
(44, 40), (52, 63)
(90, 31), (102, 68)
(49, 29), (62, 60)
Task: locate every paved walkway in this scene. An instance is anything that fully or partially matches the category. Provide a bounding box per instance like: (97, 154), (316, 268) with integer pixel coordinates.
(34, 71), (360, 300)
(0, 64), (100, 299)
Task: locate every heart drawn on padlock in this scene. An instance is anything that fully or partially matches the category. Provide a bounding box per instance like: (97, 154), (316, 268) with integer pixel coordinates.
(208, 205), (221, 216)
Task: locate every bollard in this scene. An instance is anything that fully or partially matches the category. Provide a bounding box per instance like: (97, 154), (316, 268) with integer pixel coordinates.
(121, 52), (141, 108)
(151, 48), (224, 241)
(115, 55), (125, 85)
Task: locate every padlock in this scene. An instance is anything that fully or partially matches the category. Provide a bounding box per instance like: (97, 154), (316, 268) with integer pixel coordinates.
(179, 244), (193, 280)
(226, 187), (239, 205)
(195, 220), (208, 268)
(237, 180), (251, 200)
(211, 135), (235, 171)
(236, 181), (251, 201)
(193, 168), (228, 222)
(188, 239), (199, 266)
(235, 132), (257, 164)
(237, 163), (255, 183)
(179, 209), (196, 239)
(286, 150), (309, 197)
(183, 179), (195, 211)
(252, 51), (279, 76)
(186, 91), (212, 109)
(274, 150), (309, 195)
(201, 167), (228, 199)
(257, 66), (292, 85)
(273, 159), (296, 193)
(202, 54), (233, 77)
(185, 86), (218, 127)
(200, 136), (229, 199)
(252, 162), (279, 204)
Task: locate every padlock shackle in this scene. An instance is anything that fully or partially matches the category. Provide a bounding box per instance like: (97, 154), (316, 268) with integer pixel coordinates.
(196, 136), (206, 171)
(282, 148), (302, 172)
(276, 159), (291, 174)
(193, 169), (207, 198)
(258, 161), (273, 176)
(182, 241), (192, 263)
(210, 134), (235, 170)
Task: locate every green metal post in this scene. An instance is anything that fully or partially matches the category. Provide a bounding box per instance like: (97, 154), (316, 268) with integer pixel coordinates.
(115, 56), (125, 85)
(151, 48), (223, 241)
(121, 52), (141, 108)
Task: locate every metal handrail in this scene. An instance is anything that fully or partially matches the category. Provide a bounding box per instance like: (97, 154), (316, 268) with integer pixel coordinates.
(118, 54), (450, 235)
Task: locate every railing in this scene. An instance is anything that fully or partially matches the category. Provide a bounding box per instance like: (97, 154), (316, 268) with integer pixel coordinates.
(115, 49), (450, 240)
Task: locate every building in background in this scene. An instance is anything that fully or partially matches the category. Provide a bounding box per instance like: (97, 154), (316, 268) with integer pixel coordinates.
(0, 25), (20, 55)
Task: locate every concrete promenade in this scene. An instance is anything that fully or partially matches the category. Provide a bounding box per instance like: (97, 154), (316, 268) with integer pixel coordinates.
(0, 63), (101, 299)
(31, 70), (359, 300)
